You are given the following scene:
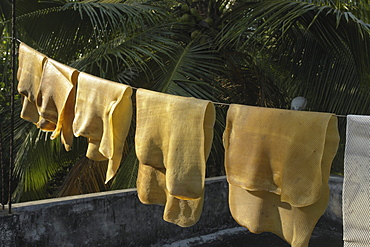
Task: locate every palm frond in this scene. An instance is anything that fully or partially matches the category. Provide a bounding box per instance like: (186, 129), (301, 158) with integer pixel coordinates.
(61, 0), (167, 37)
(7, 98), (88, 202)
(269, 27), (370, 114)
(14, 0), (169, 63)
(110, 147), (138, 190)
(12, 128), (62, 201)
(140, 35), (224, 100)
(56, 157), (109, 197)
(218, 0), (370, 114)
(70, 23), (181, 80)
(3, 0), (368, 202)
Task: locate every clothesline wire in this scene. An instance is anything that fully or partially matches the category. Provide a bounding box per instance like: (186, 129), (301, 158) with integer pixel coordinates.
(8, 38), (348, 118)
(2, 37), (21, 43)
(129, 86), (347, 117)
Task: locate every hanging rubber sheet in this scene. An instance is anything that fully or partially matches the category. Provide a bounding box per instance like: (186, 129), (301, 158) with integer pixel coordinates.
(223, 104), (340, 247)
(135, 89), (215, 227)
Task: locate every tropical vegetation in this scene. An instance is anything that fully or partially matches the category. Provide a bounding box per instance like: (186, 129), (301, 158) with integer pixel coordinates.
(1, 0), (369, 203)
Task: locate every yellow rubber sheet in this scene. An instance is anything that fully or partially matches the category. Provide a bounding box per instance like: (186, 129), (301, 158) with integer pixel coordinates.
(135, 89), (215, 227)
(37, 58), (78, 151)
(17, 43), (47, 124)
(223, 104), (339, 246)
(73, 72), (133, 183)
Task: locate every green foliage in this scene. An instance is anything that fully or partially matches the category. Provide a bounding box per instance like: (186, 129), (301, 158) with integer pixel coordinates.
(0, 0), (369, 202)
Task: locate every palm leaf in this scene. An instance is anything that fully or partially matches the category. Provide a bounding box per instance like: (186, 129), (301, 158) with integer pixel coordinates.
(70, 22), (180, 80)
(4, 0), (367, 201)
(14, 0), (168, 63)
(1, 0), (179, 201)
(139, 35), (224, 99)
(218, 0), (370, 114)
(56, 157), (110, 197)
(110, 147), (138, 190)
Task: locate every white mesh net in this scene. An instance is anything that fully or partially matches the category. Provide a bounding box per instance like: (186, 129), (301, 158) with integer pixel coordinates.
(343, 115), (370, 247)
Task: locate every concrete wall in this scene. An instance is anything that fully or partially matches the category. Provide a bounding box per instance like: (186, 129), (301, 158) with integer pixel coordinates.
(0, 176), (343, 247)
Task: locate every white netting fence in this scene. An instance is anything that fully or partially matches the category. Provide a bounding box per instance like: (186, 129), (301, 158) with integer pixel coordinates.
(343, 115), (370, 247)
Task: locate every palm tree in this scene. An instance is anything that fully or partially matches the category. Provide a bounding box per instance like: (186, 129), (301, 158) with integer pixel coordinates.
(217, 0), (370, 174)
(1, 0), (369, 202)
(1, 0), (228, 202)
